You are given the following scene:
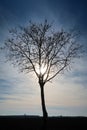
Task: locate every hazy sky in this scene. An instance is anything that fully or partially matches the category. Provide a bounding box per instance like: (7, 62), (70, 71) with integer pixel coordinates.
(0, 0), (87, 116)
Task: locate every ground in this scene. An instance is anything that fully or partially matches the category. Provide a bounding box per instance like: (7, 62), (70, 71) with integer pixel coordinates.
(0, 116), (87, 130)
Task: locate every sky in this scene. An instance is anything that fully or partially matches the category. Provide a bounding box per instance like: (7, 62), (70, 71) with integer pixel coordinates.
(0, 0), (87, 116)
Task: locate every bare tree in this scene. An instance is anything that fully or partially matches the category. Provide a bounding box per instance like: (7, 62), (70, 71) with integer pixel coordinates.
(3, 20), (83, 118)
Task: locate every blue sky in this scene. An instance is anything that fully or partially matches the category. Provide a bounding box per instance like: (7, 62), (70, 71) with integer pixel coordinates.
(0, 0), (87, 116)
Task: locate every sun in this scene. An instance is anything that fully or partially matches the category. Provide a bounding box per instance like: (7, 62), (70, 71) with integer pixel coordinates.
(35, 63), (47, 75)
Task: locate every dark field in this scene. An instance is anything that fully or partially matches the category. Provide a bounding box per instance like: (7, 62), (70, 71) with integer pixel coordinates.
(0, 116), (87, 130)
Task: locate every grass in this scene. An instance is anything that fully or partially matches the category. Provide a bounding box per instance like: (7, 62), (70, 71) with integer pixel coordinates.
(0, 115), (87, 130)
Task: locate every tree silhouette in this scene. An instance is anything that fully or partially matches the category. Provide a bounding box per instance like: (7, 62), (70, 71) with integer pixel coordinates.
(3, 20), (83, 119)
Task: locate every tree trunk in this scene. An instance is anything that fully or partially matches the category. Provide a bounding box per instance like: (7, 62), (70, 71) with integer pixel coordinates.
(40, 83), (48, 119)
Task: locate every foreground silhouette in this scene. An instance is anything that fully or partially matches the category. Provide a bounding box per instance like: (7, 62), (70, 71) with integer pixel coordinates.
(2, 20), (84, 118)
(0, 116), (87, 130)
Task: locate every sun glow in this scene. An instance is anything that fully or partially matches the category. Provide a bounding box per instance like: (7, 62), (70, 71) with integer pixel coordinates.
(35, 63), (47, 75)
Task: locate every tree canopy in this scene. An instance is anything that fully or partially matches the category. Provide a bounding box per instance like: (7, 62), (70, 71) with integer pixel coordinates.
(4, 20), (83, 84)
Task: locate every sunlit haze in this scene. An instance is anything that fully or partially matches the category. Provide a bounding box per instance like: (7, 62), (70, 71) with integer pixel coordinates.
(35, 63), (47, 75)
